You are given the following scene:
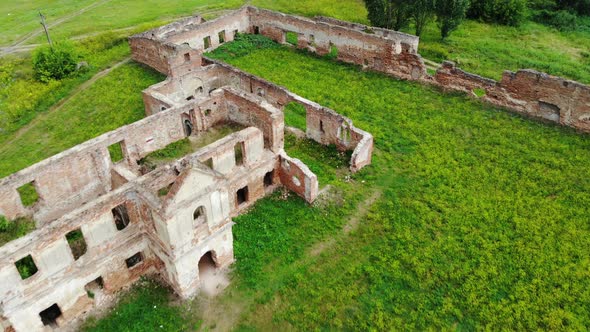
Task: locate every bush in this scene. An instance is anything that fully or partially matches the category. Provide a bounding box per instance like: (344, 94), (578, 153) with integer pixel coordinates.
(468, 0), (527, 26)
(0, 215), (8, 232)
(533, 9), (579, 30)
(32, 42), (78, 83)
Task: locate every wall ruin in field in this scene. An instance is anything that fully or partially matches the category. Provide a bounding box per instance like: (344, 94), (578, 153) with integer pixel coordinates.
(4, 3), (589, 330)
(0, 6), (374, 332)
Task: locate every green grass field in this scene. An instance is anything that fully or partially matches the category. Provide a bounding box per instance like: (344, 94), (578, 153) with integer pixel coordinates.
(78, 35), (590, 331)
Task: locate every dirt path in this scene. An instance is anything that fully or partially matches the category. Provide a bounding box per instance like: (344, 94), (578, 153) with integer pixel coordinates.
(0, 57), (131, 148)
(3, 0), (111, 52)
(310, 188), (382, 256)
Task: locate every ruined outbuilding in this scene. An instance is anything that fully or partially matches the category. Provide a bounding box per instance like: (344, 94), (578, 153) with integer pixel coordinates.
(2, 5), (590, 331)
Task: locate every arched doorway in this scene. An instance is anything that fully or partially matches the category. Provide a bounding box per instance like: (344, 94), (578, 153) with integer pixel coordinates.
(198, 251), (228, 296)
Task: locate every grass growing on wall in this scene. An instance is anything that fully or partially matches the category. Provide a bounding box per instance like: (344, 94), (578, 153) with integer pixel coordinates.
(0, 216), (36, 246)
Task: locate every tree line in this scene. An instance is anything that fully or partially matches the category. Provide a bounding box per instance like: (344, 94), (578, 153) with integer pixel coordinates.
(364, 0), (590, 39)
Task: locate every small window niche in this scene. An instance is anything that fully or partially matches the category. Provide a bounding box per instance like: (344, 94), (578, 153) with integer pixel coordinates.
(204, 157), (213, 169)
(233, 29), (238, 37)
(108, 141), (125, 163)
(254, 26), (260, 34)
(193, 206), (206, 223)
(234, 142), (244, 166)
(84, 276), (104, 299)
(66, 228), (87, 260)
(17, 181), (39, 207)
(112, 203), (130, 231)
(125, 252), (143, 268)
(264, 171), (274, 187)
(218, 30), (226, 43)
(39, 303), (62, 327)
(236, 186), (249, 206)
(204, 109), (212, 116)
(320, 120), (325, 133)
(15, 254), (38, 280)
(203, 36), (211, 49)
(183, 53), (190, 62)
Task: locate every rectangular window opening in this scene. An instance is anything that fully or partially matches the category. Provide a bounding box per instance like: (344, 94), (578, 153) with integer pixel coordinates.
(236, 186), (249, 206)
(264, 171), (274, 187)
(108, 141), (125, 163)
(254, 26), (260, 34)
(204, 157), (213, 169)
(320, 120), (325, 133)
(183, 53), (190, 62)
(203, 36), (211, 49)
(234, 142), (244, 166)
(39, 303), (62, 327)
(218, 30), (226, 43)
(112, 203), (130, 231)
(85, 276), (104, 299)
(286, 31), (298, 46)
(66, 228), (87, 260)
(125, 252), (143, 268)
(17, 181), (39, 207)
(15, 254), (38, 280)
(158, 183), (174, 197)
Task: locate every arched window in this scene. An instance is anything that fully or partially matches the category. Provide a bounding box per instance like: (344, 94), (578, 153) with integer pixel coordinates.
(193, 206), (206, 222)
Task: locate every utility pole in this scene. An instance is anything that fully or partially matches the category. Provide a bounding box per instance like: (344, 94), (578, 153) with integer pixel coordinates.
(39, 11), (53, 50)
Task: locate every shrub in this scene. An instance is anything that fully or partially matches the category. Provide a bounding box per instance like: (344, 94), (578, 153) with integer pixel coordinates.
(0, 215), (8, 232)
(32, 42), (78, 83)
(533, 9), (579, 30)
(468, 0), (527, 26)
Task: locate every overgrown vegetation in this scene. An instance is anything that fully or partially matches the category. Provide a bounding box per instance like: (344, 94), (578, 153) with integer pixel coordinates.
(32, 42), (79, 82)
(17, 182), (39, 206)
(0, 216), (35, 246)
(15, 254), (38, 279)
(81, 278), (202, 332)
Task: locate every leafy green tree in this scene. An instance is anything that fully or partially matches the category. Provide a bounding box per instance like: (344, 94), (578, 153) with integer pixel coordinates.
(435, 0), (470, 39)
(365, 0), (412, 31)
(411, 0), (436, 36)
(557, 0), (590, 14)
(32, 42), (78, 83)
(468, 0), (526, 26)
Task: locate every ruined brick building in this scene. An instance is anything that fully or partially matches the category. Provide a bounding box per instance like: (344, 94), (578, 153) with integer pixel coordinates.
(1, 5), (589, 332)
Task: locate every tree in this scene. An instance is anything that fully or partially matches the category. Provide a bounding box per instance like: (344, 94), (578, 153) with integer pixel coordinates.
(365, 0), (412, 31)
(468, 0), (526, 26)
(411, 0), (436, 36)
(435, 0), (470, 39)
(32, 42), (78, 82)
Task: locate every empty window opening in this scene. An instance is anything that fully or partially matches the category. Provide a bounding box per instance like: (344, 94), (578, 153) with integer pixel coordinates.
(205, 109), (212, 116)
(264, 171), (274, 187)
(204, 157), (213, 169)
(320, 120), (325, 133)
(329, 43), (339, 59)
(183, 119), (193, 136)
(286, 31), (298, 46)
(218, 30), (226, 43)
(39, 304), (62, 327)
(17, 181), (39, 207)
(196, 86), (203, 94)
(284, 102), (307, 131)
(85, 276), (104, 299)
(234, 142), (244, 166)
(538, 100), (561, 121)
(473, 88), (486, 98)
(183, 53), (190, 62)
(108, 141), (125, 163)
(364, 59), (369, 66)
(66, 228), (87, 260)
(15, 254), (38, 280)
(233, 29), (238, 37)
(193, 206), (205, 222)
(112, 204), (130, 231)
(256, 87), (265, 97)
(203, 36), (211, 49)
(161, 106), (167, 111)
(338, 125), (351, 143)
(309, 34), (315, 44)
(158, 183), (174, 197)
(253, 26), (260, 34)
(236, 186), (249, 206)
(186, 95), (195, 101)
(125, 252), (143, 268)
